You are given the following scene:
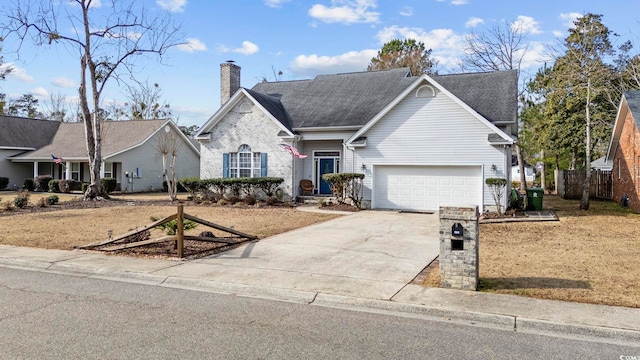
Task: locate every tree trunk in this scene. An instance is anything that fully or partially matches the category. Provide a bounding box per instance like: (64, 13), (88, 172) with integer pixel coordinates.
(515, 143), (527, 191)
(540, 150), (546, 192)
(580, 79), (592, 210)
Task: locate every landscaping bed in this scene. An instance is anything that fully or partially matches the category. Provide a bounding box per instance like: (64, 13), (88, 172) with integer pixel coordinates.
(0, 193), (340, 259)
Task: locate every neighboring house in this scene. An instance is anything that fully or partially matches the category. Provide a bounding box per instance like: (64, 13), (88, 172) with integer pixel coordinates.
(0, 116), (61, 188)
(605, 91), (640, 211)
(196, 62), (517, 212)
(3, 118), (200, 192)
(511, 155), (536, 183)
(590, 156), (612, 170)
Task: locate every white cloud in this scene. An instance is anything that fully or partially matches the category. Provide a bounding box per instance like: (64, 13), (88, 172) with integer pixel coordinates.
(308, 0), (380, 24)
(511, 15), (541, 35)
(290, 49), (377, 77)
(465, 17), (484, 28)
(156, 0), (186, 13)
(234, 41), (259, 55)
(52, 77), (76, 88)
(3, 64), (33, 82)
(559, 12), (582, 28)
(552, 30), (564, 37)
(399, 6), (413, 17)
(177, 38), (207, 52)
(265, 0), (291, 8)
(451, 0), (467, 4)
(219, 41), (260, 55)
(29, 87), (49, 98)
(518, 41), (553, 70)
(376, 25), (465, 69)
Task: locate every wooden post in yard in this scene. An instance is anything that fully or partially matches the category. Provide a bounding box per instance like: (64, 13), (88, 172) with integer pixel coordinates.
(177, 204), (184, 258)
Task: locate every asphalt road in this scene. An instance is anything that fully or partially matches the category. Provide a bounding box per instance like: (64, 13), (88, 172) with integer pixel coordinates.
(0, 267), (638, 359)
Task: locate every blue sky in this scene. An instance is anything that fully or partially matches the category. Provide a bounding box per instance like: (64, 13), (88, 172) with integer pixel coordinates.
(1, 0), (638, 127)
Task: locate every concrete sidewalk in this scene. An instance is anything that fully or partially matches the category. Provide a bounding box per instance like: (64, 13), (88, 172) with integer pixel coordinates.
(1, 210), (639, 345)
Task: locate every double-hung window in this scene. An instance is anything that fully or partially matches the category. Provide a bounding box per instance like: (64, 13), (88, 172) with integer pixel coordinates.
(227, 144), (264, 178)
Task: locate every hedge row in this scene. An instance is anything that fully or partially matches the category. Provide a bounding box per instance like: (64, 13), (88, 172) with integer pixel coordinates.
(179, 177), (285, 198)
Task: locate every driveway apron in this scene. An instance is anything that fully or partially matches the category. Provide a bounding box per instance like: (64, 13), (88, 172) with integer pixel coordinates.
(153, 210), (440, 300)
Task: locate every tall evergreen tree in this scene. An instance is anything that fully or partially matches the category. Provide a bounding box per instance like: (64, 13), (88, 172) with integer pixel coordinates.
(367, 39), (437, 75)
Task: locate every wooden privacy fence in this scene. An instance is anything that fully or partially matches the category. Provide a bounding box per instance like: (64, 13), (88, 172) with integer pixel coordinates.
(555, 169), (612, 200)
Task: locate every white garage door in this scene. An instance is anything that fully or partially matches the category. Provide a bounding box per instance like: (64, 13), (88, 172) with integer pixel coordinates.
(373, 165), (482, 211)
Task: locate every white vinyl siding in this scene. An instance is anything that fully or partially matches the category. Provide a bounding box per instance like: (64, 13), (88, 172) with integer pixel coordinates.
(355, 82), (510, 211)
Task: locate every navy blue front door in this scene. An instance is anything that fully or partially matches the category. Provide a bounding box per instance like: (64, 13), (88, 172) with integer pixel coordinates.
(319, 158), (334, 194)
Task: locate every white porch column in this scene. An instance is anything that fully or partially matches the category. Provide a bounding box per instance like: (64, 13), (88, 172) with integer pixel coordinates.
(33, 161), (38, 178)
(100, 161), (105, 179)
(65, 162), (71, 180)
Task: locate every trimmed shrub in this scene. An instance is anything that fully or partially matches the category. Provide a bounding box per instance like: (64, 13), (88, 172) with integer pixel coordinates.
(486, 177), (508, 214)
(0, 177), (9, 190)
(47, 195), (60, 205)
(102, 177), (117, 194)
(34, 175), (52, 192)
(23, 179), (35, 191)
(57, 179), (80, 193)
(266, 196), (278, 206)
(81, 183), (89, 194)
(217, 198), (227, 206)
(321, 172), (365, 208)
(48, 179), (60, 193)
(13, 191), (30, 208)
(248, 177), (284, 197)
(179, 177), (202, 198)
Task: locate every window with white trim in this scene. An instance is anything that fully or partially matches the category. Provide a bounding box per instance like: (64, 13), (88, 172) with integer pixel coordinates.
(230, 144), (261, 178)
(104, 162), (113, 178)
(71, 162), (80, 181)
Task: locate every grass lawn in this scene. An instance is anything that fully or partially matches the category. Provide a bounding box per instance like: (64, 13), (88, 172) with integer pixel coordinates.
(0, 197), (339, 250)
(424, 194), (640, 308)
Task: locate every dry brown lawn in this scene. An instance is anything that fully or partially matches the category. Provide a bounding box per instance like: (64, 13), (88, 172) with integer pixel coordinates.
(424, 195), (640, 308)
(0, 200), (339, 250)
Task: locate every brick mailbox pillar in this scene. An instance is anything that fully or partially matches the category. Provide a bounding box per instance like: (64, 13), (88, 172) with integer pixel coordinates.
(439, 206), (479, 291)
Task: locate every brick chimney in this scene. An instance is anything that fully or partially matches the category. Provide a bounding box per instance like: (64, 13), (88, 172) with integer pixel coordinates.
(220, 61), (240, 104)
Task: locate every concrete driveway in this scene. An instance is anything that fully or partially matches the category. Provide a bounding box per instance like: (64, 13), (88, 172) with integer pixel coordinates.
(154, 210), (440, 300)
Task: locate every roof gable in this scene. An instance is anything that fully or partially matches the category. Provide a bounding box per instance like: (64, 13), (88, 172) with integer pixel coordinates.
(196, 88), (295, 138)
(0, 116), (60, 149)
(11, 119), (196, 160)
(606, 91), (640, 161)
(346, 73), (515, 145)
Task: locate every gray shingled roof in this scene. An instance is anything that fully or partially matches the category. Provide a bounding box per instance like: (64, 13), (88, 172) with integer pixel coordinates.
(434, 70), (518, 125)
(250, 68), (518, 129)
(0, 116), (60, 149)
(252, 68), (414, 128)
(624, 91), (640, 130)
(12, 119), (169, 160)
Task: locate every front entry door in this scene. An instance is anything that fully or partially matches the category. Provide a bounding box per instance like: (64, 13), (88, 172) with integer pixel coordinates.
(319, 158), (335, 194)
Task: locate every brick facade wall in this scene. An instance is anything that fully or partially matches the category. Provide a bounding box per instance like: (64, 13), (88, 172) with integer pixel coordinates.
(612, 111), (640, 212)
(199, 99), (294, 196)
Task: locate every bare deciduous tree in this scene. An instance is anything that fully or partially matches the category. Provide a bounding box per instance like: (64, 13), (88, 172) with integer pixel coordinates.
(462, 20), (530, 191)
(2, 0), (182, 199)
(155, 126), (180, 201)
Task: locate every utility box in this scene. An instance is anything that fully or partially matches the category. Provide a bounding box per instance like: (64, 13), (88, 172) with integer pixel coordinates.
(526, 188), (544, 211)
(439, 206), (479, 291)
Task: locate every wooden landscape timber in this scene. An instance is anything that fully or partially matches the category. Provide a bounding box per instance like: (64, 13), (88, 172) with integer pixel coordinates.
(78, 204), (258, 258)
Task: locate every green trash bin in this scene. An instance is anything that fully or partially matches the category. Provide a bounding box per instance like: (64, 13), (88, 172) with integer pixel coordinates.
(526, 188), (544, 211)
